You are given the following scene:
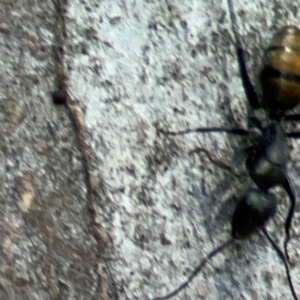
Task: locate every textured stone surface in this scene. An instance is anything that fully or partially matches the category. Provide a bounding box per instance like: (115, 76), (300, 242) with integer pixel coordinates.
(0, 1), (105, 299)
(1, 0), (300, 299)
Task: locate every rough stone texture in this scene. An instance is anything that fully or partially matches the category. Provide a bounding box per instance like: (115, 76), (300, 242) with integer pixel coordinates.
(1, 0), (300, 300)
(0, 1), (106, 299)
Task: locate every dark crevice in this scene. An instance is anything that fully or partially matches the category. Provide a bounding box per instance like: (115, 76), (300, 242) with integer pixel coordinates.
(51, 1), (114, 299)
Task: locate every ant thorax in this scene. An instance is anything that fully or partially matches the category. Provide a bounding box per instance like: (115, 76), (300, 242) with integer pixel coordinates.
(245, 108), (271, 147)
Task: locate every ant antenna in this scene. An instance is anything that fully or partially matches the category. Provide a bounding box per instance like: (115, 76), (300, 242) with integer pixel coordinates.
(262, 228), (298, 300)
(152, 229), (298, 300)
(152, 238), (234, 300)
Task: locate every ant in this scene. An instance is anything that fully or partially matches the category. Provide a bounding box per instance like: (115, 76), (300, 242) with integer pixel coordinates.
(153, 0), (300, 299)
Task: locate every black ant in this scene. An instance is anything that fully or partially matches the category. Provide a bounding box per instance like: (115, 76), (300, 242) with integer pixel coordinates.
(153, 0), (300, 299)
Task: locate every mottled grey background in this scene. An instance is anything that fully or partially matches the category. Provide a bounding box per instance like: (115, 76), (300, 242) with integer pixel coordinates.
(0, 0), (300, 299)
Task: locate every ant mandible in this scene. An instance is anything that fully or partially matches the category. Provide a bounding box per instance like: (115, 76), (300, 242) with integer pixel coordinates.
(153, 0), (300, 299)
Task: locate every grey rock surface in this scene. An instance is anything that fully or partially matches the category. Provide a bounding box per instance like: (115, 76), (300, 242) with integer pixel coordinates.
(0, 0), (300, 299)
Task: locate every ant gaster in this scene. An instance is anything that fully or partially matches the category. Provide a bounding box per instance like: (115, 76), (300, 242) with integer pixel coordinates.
(153, 0), (300, 299)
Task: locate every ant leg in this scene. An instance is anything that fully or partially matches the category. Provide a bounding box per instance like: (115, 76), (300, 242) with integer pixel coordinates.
(227, 0), (260, 110)
(152, 239), (234, 300)
(285, 114), (300, 121)
(286, 131), (300, 138)
(262, 228), (298, 300)
(157, 126), (249, 136)
(188, 147), (231, 171)
(282, 178), (296, 262)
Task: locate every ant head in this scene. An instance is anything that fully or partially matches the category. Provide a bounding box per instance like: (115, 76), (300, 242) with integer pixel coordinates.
(232, 188), (276, 239)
